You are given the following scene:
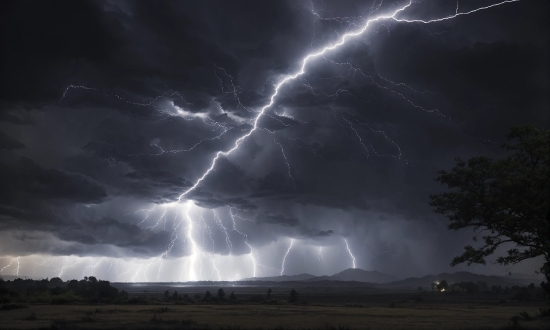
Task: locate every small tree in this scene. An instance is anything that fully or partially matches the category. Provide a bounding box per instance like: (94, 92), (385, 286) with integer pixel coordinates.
(50, 277), (63, 284)
(173, 290), (178, 299)
(436, 280), (449, 292)
(164, 290), (169, 299)
(204, 290), (212, 302)
(430, 125), (549, 294)
(267, 288), (272, 300)
(288, 289), (298, 303)
(217, 288), (226, 300)
(229, 291), (236, 301)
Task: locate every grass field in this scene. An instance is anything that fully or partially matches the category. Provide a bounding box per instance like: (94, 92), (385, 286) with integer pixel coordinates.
(1, 301), (548, 330)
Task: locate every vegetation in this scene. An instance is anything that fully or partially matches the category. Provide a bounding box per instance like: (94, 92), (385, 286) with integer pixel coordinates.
(289, 289), (298, 303)
(1, 276), (548, 329)
(1, 301), (548, 330)
(0, 276), (127, 305)
(430, 125), (550, 294)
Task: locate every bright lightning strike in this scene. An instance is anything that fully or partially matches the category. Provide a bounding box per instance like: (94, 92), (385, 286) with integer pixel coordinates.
(175, 0), (519, 201)
(280, 239), (294, 276)
(344, 238), (356, 269)
(184, 201), (199, 281)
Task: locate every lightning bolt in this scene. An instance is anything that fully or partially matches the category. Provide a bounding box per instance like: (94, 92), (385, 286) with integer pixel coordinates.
(272, 135), (296, 188)
(229, 208), (257, 278)
(280, 239), (294, 276)
(183, 201), (199, 281)
(175, 0), (519, 201)
(82, 257), (105, 277)
(56, 258), (82, 278)
(213, 210), (232, 256)
(0, 257), (18, 275)
(344, 238), (356, 269)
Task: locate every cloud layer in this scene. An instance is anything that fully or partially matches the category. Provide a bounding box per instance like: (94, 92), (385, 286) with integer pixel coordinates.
(0, 0), (547, 280)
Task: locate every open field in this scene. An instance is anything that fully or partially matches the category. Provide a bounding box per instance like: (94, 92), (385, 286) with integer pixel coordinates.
(1, 286), (548, 330)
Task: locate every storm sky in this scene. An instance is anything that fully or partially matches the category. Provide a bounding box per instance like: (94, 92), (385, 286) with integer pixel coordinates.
(0, 0), (548, 282)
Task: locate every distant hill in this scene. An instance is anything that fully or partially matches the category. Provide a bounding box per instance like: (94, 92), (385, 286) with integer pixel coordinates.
(383, 271), (538, 289)
(505, 273), (545, 281)
(327, 268), (396, 283)
(241, 273), (317, 282)
(240, 268), (395, 284)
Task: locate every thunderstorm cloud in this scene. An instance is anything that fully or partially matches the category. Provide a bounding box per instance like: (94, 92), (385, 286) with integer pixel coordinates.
(0, 0), (547, 281)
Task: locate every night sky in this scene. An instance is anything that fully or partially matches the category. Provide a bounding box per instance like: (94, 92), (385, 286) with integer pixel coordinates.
(0, 0), (548, 282)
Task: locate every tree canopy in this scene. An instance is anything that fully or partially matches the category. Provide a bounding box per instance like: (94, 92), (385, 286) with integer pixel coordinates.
(430, 125), (549, 289)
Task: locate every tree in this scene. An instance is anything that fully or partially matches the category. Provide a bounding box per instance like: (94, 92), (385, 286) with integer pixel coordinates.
(204, 290), (212, 302)
(50, 277), (63, 284)
(288, 289), (298, 303)
(267, 288), (272, 300)
(430, 125), (550, 293)
(436, 280), (449, 292)
(217, 288), (226, 300)
(229, 291), (236, 301)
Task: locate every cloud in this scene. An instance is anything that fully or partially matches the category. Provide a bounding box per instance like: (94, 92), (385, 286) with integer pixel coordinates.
(259, 214), (300, 227)
(0, 131), (25, 150)
(0, 0), (547, 278)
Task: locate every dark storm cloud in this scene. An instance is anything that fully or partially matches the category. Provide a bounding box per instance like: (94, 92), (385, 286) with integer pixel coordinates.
(0, 0), (121, 105)
(0, 131), (25, 150)
(0, 157), (107, 205)
(0, 156), (108, 234)
(0, 0), (547, 277)
(260, 214), (300, 227)
(52, 217), (180, 257)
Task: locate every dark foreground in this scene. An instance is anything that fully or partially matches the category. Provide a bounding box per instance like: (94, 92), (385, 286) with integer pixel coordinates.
(1, 283), (548, 330)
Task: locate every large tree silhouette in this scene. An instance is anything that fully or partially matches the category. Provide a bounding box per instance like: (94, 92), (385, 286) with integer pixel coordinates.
(430, 125), (549, 293)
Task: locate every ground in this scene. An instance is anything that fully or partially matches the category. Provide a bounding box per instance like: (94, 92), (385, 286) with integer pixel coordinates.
(1, 285), (548, 329)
